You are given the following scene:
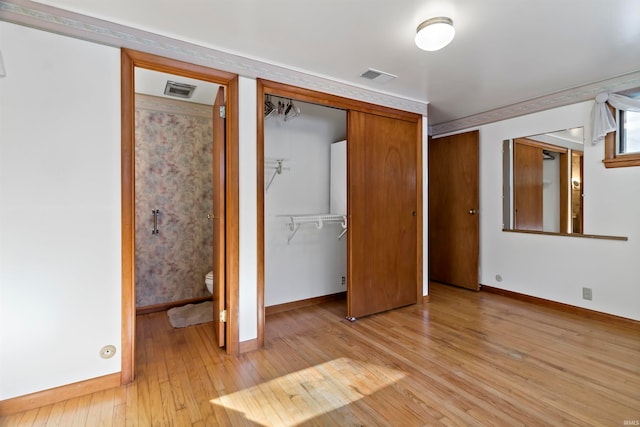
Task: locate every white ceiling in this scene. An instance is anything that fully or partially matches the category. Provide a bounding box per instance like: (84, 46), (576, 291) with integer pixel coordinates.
(30, 0), (640, 125)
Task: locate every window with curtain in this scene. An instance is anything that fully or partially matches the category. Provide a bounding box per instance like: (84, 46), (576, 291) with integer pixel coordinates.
(619, 110), (640, 155)
(593, 91), (640, 168)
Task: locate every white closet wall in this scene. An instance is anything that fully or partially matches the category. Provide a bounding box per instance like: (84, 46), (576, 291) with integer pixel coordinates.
(264, 101), (347, 307)
(330, 140), (347, 215)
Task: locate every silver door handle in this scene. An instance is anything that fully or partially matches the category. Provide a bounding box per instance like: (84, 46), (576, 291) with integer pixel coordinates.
(469, 209), (477, 215)
(152, 209), (160, 234)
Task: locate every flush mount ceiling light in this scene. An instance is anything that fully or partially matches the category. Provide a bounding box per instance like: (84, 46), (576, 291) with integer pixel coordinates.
(415, 17), (455, 51)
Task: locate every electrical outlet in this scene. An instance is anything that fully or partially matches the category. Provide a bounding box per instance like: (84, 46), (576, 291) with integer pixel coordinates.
(582, 287), (592, 301)
(341, 276), (346, 286)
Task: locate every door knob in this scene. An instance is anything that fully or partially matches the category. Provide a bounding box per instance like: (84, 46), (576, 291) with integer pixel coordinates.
(469, 209), (477, 215)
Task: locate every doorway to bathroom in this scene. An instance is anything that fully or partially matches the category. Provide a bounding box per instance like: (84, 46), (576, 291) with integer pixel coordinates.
(121, 49), (240, 384)
(133, 67), (219, 314)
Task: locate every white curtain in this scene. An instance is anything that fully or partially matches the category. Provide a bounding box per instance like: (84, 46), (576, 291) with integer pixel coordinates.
(592, 92), (640, 144)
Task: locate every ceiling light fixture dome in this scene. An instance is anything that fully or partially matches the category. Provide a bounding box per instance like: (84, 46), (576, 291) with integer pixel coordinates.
(415, 17), (455, 51)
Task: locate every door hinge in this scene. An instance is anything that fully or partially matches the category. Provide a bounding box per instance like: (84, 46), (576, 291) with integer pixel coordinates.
(219, 309), (227, 323)
(219, 105), (226, 118)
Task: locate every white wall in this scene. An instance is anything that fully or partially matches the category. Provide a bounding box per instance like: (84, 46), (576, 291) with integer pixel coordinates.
(475, 101), (640, 320)
(264, 101), (347, 306)
(238, 76), (258, 343)
(0, 22), (122, 399)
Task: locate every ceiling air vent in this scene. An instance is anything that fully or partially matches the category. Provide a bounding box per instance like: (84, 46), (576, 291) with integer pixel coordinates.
(359, 68), (397, 84)
(164, 81), (197, 99)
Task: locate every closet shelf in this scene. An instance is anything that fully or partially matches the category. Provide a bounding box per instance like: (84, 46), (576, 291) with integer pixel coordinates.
(280, 214), (347, 244)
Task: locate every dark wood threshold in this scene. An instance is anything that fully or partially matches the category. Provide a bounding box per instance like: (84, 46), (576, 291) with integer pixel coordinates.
(265, 292), (346, 316)
(481, 284), (639, 329)
(136, 296), (212, 316)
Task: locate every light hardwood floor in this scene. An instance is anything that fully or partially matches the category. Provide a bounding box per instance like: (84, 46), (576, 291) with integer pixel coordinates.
(2, 283), (639, 426)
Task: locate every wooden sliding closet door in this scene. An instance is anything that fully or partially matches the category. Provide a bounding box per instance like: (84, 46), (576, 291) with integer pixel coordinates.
(347, 111), (419, 319)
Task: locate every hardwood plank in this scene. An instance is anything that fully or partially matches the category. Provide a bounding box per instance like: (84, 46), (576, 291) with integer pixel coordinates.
(66, 393), (91, 427)
(2, 283), (638, 426)
(37, 400), (65, 426)
(16, 408), (38, 426)
(31, 405), (52, 427)
(122, 383), (138, 427)
(85, 389), (116, 427)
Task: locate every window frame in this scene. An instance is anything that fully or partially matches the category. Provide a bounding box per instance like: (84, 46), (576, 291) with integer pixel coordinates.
(603, 105), (640, 168)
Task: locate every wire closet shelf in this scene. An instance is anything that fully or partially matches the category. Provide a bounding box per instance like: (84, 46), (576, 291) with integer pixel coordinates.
(280, 214), (347, 244)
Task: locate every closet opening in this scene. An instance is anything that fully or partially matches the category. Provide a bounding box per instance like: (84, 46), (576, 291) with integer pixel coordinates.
(262, 95), (348, 337)
(257, 79), (423, 351)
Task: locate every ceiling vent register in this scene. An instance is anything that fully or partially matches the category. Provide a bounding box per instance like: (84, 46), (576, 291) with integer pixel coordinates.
(360, 68), (397, 84)
(164, 81), (197, 98)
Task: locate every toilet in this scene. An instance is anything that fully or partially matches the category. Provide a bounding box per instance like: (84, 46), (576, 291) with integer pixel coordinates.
(205, 271), (214, 294)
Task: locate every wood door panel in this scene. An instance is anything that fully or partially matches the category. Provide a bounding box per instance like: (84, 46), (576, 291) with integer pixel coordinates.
(428, 131), (479, 291)
(348, 111), (419, 318)
(212, 86), (226, 347)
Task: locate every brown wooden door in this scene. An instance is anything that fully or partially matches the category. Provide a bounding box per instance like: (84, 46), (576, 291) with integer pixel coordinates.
(212, 87), (226, 347)
(513, 140), (543, 231)
(347, 111), (419, 319)
(428, 130), (479, 291)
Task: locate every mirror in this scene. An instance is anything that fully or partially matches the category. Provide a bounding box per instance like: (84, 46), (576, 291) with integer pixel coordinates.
(503, 127), (584, 233)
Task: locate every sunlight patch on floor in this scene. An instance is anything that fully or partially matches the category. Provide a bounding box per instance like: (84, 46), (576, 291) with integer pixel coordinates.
(210, 357), (406, 426)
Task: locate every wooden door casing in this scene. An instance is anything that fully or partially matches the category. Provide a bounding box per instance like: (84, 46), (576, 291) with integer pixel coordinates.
(428, 130), (480, 291)
(212, 86), (226, 347)
(122, 49), (241, 383)
(347, 111), (420, 319)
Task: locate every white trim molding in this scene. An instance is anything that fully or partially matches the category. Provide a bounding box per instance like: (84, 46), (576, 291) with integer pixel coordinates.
(0, 0), (428, 116)
(430, 71), (640, 136)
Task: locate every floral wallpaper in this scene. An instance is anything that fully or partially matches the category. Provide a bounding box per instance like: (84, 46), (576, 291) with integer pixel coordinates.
(135, 95), (213, 307)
